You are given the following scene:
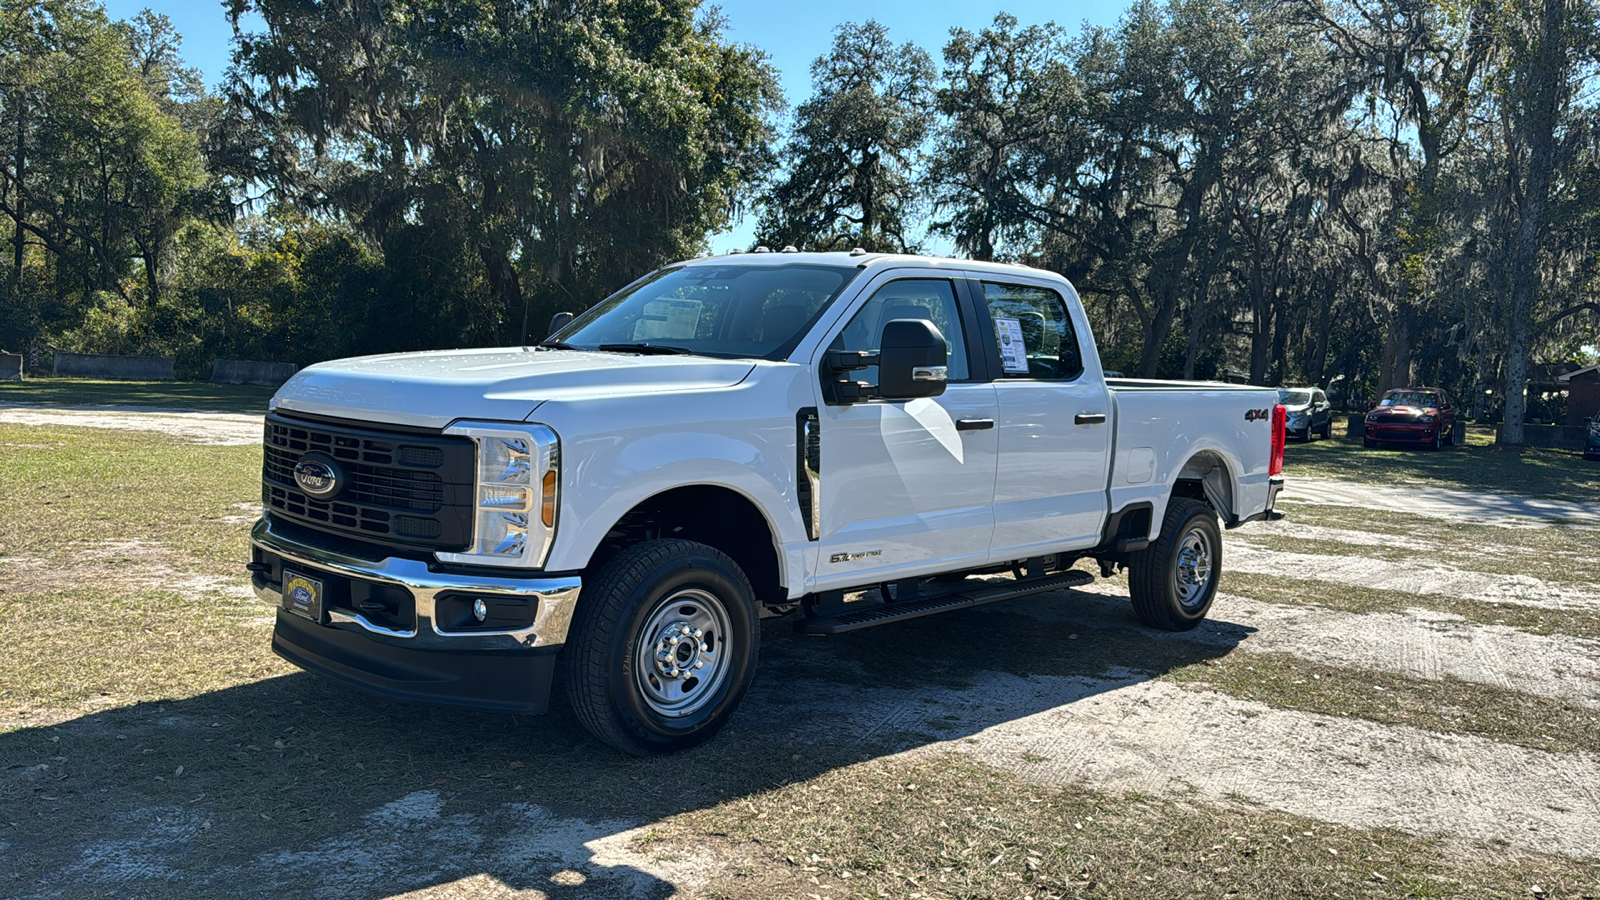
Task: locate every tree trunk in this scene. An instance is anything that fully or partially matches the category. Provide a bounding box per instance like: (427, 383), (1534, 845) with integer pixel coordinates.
(481, 248), (524, 344)
(1498, 0), (1566, 446)
(1184, 242), (1225, 380)
(12, 96), (24, 284)
(1377, 311), (1411, 396)
(1307, 282), (1333, 387)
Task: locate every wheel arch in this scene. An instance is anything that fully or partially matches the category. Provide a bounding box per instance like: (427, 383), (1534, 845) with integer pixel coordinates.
(581, 484), (787, 609)
(1169, 448), (1237, 524)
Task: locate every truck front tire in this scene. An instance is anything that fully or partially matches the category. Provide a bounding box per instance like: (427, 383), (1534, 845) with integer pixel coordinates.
(563, 539), (759, 756)
(1128, 498), (1221, 631)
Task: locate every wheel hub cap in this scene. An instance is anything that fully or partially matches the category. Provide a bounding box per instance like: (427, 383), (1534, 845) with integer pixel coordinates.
(634, 589), (731, 718)
(652, 622), (708, 680)
(1175, 529), (1213, 609)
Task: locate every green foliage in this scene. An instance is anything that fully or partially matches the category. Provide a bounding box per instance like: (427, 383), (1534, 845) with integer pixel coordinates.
(927, 14), (1074, 261)
(0, 0), (220, 358)
(224, 0), (782, 345)
(755, 21), (934, 252)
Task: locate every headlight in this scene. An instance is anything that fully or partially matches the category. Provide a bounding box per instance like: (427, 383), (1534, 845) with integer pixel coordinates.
(435, 422), (559, 569)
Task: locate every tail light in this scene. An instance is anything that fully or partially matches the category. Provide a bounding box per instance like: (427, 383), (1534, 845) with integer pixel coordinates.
(1270, 403), (1286, 476)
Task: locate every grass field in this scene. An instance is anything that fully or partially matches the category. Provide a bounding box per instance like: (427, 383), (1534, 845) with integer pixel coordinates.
(1288, 419), (1600, 501)
(1, 399), (1597, 898)
(0, 377), (278, 414)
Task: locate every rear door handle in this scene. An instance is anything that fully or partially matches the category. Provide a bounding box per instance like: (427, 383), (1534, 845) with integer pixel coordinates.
(1074, 413), (1107, 425)
(956, 418), (995, 431)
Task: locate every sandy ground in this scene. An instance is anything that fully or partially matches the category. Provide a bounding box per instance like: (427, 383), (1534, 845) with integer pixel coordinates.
(1060, 585), (1600, 709)
(1283, 477), (1600, 527)
(912, 674), (1600, 860)
(0, 403), (262, 446)
(1226, 540), (1600, 612)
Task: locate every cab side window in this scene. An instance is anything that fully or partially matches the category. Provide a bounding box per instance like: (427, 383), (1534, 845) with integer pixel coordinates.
(830, 279), (970, 384)
(982, 282), (1082, 380)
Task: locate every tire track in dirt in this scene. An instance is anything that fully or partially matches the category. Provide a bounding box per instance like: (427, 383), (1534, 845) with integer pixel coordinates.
(851, 669), (1600, 858)
(735, 662), (1600, 859)
(1281, 477), (1600, 527)
(992, 585), (1600, 709)
(1225, 540), (1600, 612)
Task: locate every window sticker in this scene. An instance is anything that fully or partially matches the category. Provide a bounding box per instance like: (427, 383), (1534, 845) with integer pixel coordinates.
(994, 317), (1029, 374)
(635, 299), (703, 340)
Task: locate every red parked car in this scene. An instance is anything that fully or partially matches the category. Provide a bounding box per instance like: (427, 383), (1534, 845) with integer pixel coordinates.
(1363, 387), (1461, 449)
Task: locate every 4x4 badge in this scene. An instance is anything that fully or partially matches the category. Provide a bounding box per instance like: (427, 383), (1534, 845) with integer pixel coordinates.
(1244, 408), (1271, 422)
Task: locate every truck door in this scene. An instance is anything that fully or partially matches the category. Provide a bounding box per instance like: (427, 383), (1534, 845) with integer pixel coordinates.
(809, 274), (998, 591)
(970, 277), (1113, 558)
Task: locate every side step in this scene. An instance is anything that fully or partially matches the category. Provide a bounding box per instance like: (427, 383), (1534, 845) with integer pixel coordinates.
(795, 569), (1095, 635)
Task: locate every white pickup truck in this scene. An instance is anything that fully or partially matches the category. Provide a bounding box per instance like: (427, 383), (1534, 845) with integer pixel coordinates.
(250, 252), (1285, 754)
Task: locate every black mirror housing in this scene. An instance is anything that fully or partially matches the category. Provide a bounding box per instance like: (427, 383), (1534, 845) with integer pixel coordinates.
(547, 311), (575, 338)
(878, 319), (948, 399)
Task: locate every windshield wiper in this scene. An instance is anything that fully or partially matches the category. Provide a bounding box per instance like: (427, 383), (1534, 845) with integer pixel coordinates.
(537, 341), (577, 350)
(595, 343), (695, 356)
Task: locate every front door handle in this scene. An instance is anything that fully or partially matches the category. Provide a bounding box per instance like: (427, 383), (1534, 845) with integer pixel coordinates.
(1074, 413), (1107, 425)
(956, 418), (995, 431)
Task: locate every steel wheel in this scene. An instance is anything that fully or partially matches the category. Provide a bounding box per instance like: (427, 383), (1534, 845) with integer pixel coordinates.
(633, 588), (734, 719)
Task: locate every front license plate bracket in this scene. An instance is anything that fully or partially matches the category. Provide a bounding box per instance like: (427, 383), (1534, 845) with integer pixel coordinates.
(282, 570), (325, 623)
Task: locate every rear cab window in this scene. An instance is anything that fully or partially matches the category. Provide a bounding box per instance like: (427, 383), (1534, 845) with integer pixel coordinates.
(980, 282), (1083, 380)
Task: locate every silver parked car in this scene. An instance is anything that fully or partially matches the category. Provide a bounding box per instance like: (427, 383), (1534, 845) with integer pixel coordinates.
(1278, 386), (1333, 441)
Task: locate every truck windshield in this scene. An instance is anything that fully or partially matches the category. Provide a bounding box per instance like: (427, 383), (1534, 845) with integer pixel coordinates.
(550, 263), (861, 360)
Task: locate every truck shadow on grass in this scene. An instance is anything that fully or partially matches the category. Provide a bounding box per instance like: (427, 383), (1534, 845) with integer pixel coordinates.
(0, 586), (1250, 898)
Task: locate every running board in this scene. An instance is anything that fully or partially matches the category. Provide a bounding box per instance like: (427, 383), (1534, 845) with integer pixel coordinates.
(796, 570), (1095, 635)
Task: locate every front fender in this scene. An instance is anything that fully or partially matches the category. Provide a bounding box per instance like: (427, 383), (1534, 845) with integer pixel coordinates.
(543, 429), (804, 575)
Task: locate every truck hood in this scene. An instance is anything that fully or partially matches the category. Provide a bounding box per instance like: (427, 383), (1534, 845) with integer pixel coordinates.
(272, 347), (757, 429)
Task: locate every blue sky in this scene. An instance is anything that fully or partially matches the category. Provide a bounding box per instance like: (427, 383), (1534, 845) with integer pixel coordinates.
(101, 0), (1134, 250)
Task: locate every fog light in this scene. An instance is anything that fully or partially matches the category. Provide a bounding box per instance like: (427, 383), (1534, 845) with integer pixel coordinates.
(473, 598), (488, 622)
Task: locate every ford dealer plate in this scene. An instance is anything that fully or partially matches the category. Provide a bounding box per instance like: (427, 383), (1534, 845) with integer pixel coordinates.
(282, 570), (325, 623)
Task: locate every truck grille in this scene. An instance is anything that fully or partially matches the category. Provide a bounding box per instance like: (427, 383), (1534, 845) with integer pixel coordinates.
(262, 412), (476, 552)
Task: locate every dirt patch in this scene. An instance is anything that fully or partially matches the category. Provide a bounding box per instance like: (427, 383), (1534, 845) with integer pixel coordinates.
(1234, 519), (1444, 552)
(1282, 477), (1600, 527)
(38, 790), (719, 899)
(0, 405), (262, 446)
(0, 540), (252, 600)
(1225, 540), (1600, 612)
(1032, 586), (1600, 709)
(882, 672), (1600, 861)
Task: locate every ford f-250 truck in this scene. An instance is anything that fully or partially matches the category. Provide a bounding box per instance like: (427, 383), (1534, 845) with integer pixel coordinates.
(250, 252), (1286, 755)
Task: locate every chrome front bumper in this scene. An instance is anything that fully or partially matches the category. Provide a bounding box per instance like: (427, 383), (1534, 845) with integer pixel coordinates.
(250, 517), (582, 652)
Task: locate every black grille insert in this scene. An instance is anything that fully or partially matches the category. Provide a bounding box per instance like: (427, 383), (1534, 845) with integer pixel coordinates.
(263, 413), (475, 551)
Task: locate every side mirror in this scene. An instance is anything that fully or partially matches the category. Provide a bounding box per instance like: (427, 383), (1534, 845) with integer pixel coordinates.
(1368, 399), (1379, 409)
(547, 311), (575, 337)
(878, 319), (948, 400)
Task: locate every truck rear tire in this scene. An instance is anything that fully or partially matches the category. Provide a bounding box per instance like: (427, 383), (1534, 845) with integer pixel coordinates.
(1128, 498), (1221, 631)
(563, 539), (759, 756)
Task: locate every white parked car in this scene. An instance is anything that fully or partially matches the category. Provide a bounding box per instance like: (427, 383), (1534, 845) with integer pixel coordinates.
(251, 252), (1286, 754)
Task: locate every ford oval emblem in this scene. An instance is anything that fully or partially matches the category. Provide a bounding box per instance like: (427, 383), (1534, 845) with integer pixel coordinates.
(294, 455), (343, 500)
